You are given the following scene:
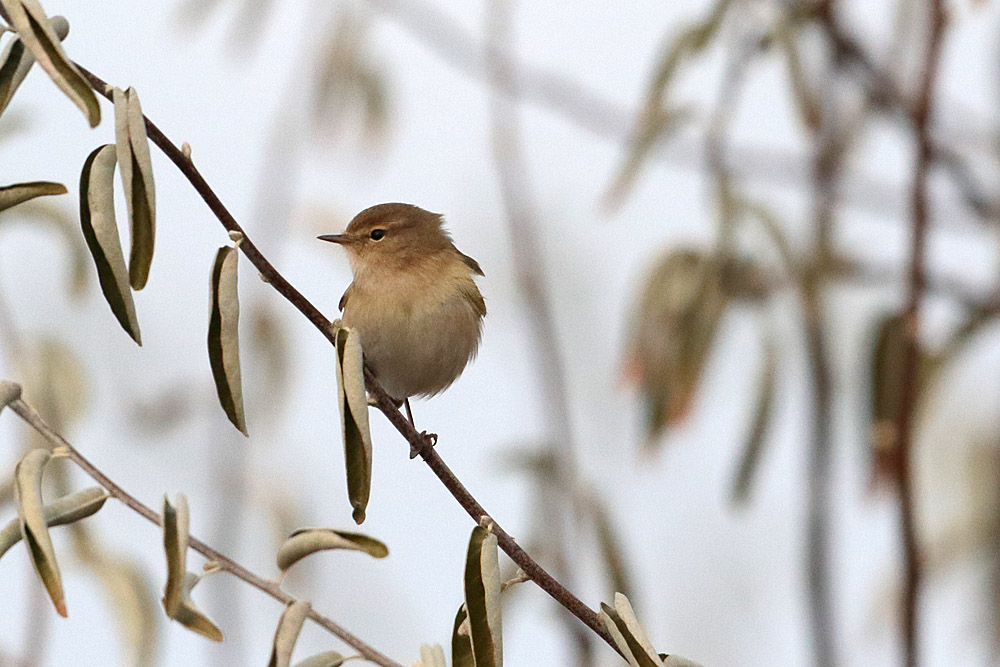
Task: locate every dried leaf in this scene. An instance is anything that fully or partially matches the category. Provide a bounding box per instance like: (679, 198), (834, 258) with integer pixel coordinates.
(417, 644), (447, 667)
(161, 494), (223, 641)
(87, 554), (159, 667)
(276, 528), (388, 572)
(0, 0), (99, 126)
(0, 486), (107, 559)
(731, 334), (778, 505)
(14, 448), (65, 616)
(268, 600), (311, 667)
(79, 144), (141, 344)
(0, 379), (21, 415)
(113, 86), (156, 290)
(293, 653), (346, 667)
(451, 605), (474, 667)
(0, 180), (66, 212)
(0, 13), (66, 117)
(334, 327), (371, 524)
(599, 593), (662, 667)
(208, 244), (247, 435)
(464, 525), (502, 667)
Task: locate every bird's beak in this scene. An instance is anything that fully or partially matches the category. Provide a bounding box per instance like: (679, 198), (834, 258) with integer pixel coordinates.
(317, 234), (354, 245)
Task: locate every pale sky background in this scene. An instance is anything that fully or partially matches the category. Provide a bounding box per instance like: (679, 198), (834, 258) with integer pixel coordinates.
(1, 1), (1000, 666)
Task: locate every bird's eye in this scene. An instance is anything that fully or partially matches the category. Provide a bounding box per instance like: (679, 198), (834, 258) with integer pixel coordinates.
(370, 229), (386, 241)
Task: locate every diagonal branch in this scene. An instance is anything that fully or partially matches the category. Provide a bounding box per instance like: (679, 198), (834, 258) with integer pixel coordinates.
(5, 396), (404, 667)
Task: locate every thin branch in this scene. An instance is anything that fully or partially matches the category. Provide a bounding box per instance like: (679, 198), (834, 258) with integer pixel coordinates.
(6, 397), (404, 667)
(894, 1), (948, 666)
(0, 16), (621, 654)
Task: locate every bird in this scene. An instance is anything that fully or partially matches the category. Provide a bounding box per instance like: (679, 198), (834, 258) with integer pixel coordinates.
(319, 203), (486, 453)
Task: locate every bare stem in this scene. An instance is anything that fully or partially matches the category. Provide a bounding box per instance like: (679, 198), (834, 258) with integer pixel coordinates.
(6, 398), (404, 667)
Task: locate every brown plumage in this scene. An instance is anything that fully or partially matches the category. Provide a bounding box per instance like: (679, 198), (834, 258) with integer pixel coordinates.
(319, 203), (486, 401)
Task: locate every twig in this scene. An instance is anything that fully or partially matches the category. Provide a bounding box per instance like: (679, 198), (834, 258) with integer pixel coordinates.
(6, 397), (404, 667)
(0, 17), (621, 655)
(894, 2), (947, 666)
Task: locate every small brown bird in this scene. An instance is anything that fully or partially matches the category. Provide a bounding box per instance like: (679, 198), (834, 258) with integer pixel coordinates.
(319, 203), (486, 431)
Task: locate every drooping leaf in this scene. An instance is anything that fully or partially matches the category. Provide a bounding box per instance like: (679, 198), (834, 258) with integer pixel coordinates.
(464, 525), (502, 667)
(731, 333), (778, 505)
(451, 605), (474, 667)
(113, 86), (156, 289)
(0, 0), (99, 126)
(0, 13), (67, 116)
(161, 494), (223, 641)
(334, 326), (371, 524)
(0, 486), (107, 559)
(79, 144), (141, 344)
(208, 244), (247, 435)
(0, 379), (21, 415)
(583, 490), (633, 596)
(599, 593), (663, 667)
(276, 528), (388, 573)
(86, 552), (159, 667)
(0, 180), (66, 212)
(14, 448), (65, 616)
(417, 644), (447, 667)
(268, 600), (311, 667)
(292, 652), (346, 667)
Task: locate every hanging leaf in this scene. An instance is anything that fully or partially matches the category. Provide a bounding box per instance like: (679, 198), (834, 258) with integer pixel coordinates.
(451, 605), (474, 667)
(0, 0), (99, 126)
(79, 144), (141, 344)
(599, 593), (662, 667)
(417, 644), (447, 667)
(276, 527), (388, 573)
(14, 448), (65, 616)
(112, 86), (156, 290)
(161, 494), (223, 641)
(293, 653), (346, 667)
(731, 334), (778, 505)
(334, 326), (371, 524)
(464, 524), (502, 667)
(0, 13), (67, 117)
(0, 486), (108, 559)
(583, 490), (633, 597)
(0, 180), (66, 212)
(86, 551), (159, 667)
(0, 379), (21, 415)
(208, 244), (247, 436)
(268, 600), (311, 667)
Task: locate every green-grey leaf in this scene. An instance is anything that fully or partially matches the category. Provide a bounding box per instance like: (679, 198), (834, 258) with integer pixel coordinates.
(268, 600), (311, 667)
(208, 245), (247, 435)
(334, 327), (371, 524)
(418, 644), (447, 667)
(276, 528), (388, 572)
(292, 652), (346, 667)
(112, 86), (155, 290)
(599, 593), (662, 667)
(0, 180), (66, 212)
(451, 605), (474, 667)
(0, 379), (21, 415)
(0, 486), (108, 559)
(14, 448), (65, 616)
(585, 491), (632, 597)
(464, 525), (502, 667)
(161, 495), (223, 641)
(173, 595), (224, 642)
(0, 14), (68, 117)
(0, 0), (99, 126)
(87, 552), (159, 667)
(79, 144), (141, 344)
(731, 334), (777, 505)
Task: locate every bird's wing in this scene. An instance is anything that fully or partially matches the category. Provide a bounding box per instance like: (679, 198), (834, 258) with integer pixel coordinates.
(455, 247), (485, 276)
(339, 283), (355, 311)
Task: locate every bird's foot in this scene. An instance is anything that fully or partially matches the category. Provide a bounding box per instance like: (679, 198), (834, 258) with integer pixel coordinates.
(410, 431), (438, 459)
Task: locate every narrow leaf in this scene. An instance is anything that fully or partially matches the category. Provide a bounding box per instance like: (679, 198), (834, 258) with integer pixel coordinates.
(0, 379), (21, 415)
(451, 605), (474, 667)
(0, 486), (108, 559)
(0, 0), (100, 126)
(418, 644), (447, 667)
(113, 87), (156, 289)
(293, 653), (345, 667)
(208, 245), (247, 435)
(585, 491), (633, 596)
(173, 595), (224, 642)
(614, 593), (663, 665)
(14, 448), (66, 616)
(731, 335), (778, 505)
(268, 600), (311, 667)
(79, 144), (141, 344)
(599, 593), (662, 667)
(464, 525), (502, 667)
(0, 13), (68, 117)
(161, 495), (223, 641)
(276, 528), (388, 573)
(0, 180), (66, 211)
(334, 327), (371, 523)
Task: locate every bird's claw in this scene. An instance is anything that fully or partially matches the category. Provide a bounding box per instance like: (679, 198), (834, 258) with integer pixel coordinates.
(410, 431), (438, 459)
